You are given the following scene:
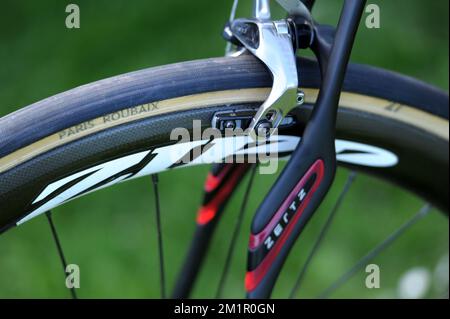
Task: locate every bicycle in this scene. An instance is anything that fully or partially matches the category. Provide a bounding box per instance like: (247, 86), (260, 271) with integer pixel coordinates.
(0, 0), (448, 299)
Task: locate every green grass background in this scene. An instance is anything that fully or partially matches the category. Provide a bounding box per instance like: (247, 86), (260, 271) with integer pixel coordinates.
(0, 0), (448, 298)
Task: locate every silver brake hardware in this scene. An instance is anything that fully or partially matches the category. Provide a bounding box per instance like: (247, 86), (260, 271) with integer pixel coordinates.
(230, 0), (300, 139)
(212, 108), (296, 133)
(275, 0), (312, 20)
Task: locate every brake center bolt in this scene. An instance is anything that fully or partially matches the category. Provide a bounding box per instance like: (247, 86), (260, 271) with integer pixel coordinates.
(297, 89), (305, 105)
(255, 119), (272, 138)
(224, 120), (236, 130)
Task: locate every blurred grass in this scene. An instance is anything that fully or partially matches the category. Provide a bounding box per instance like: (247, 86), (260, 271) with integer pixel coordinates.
(0, 0), (448, 298)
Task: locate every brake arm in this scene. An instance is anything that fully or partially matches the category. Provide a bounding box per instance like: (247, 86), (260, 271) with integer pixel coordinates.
(230, 18), (299, 138)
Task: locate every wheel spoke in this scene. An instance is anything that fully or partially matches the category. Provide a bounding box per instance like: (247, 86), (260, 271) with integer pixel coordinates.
(289, 171), (357, 298)
(216, 164), (258, 298)
(151, 174), (166, 298)
(45, 211), (77, 299)
(318, 203), (432, 299)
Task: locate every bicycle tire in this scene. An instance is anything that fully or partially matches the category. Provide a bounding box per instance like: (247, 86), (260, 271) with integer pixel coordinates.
(0, 55), (448, 233)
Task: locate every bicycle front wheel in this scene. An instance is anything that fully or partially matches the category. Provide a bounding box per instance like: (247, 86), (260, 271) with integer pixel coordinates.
(0, 55), (448, 297)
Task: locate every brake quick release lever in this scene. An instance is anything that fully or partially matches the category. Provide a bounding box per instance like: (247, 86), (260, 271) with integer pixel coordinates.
(234, 0), (367, 298)
(275, 0), (312, 20)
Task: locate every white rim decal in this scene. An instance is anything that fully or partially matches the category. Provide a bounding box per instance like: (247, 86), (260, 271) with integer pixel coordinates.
(335, 140), (398, 168)
(18, 136), (398, 225)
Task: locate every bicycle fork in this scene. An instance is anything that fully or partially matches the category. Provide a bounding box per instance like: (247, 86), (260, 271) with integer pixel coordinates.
(173, 0), (366, 299)
(245, 0), (366, 298)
